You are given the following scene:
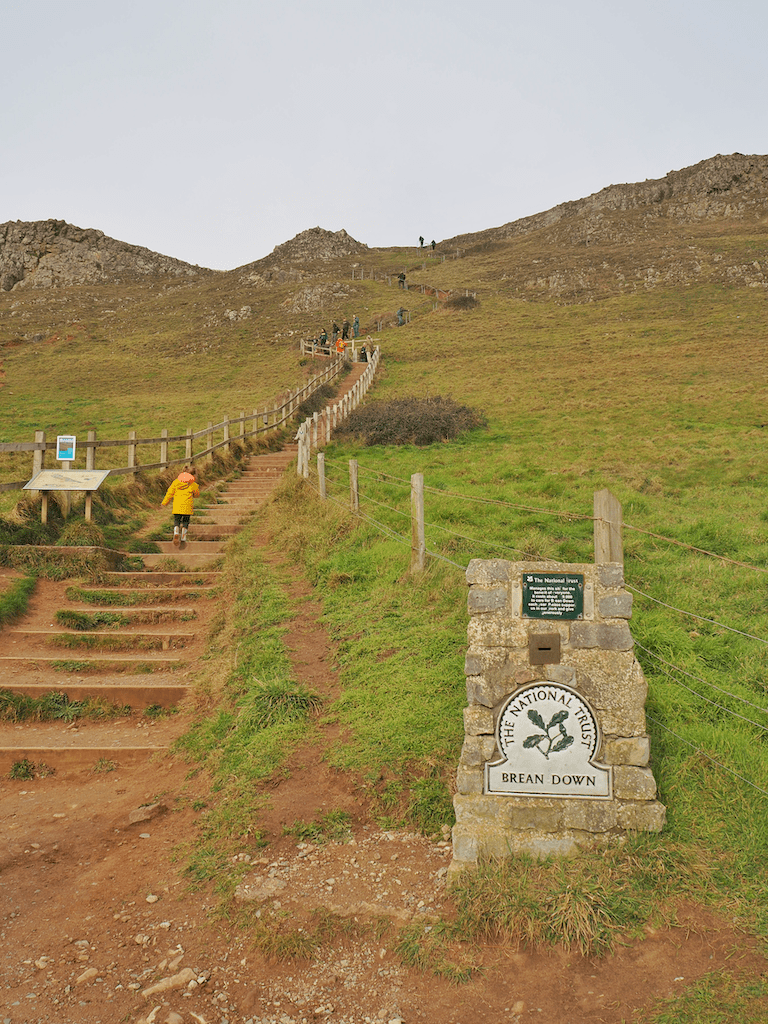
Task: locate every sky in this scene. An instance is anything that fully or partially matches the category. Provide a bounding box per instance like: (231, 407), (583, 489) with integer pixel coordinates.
(2, 0), (766, 271)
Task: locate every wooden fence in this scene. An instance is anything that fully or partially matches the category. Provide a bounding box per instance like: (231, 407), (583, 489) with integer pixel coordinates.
(296, 346), (381, 478)
(0, 354), (346, 494)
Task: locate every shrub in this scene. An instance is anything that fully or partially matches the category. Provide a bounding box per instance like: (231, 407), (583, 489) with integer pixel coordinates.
(56, 521), (106, 547)
(446, 294), (479, 311)
(336, 395), (486, 447)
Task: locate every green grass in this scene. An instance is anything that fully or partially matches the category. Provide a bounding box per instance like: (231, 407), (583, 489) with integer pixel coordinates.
(627, 972), (768, 1023)
(5, 224), (768, 1010)
(283, 809), (353, 845)
(0, 689), (131, 722)
(0, 574), (36, 626)
(175, 522), (322, 894)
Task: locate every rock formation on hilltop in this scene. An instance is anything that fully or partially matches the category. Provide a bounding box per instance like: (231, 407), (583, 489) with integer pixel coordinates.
(443, 153), (768, 251)
(0, 220), (211, 291)
(438, 153), (768, 302)
(238, 227), (367, 285)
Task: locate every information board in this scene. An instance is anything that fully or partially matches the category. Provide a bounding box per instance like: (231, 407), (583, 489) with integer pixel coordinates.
(24, 469), (111, 492)
(522, 572), (584, 620)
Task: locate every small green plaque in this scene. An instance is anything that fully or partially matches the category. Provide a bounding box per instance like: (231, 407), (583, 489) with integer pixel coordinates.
(522, 572), (584, 620)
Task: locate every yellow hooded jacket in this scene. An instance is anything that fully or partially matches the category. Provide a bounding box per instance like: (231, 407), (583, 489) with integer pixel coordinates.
(162, 477), (200, 515)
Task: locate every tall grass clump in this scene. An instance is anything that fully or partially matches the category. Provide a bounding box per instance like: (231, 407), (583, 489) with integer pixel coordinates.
(0, 575), (36, 627)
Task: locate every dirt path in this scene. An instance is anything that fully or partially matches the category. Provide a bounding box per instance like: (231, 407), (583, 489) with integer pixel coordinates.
(2, 531), (765, 1024)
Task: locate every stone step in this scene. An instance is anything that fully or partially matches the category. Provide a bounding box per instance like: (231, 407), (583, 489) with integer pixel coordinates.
(6, 629), (196, 651)
(0, 745), (169, 772)
(65, 583), (218, 604)
(54, 605), (201, 622)
(141, 553), (222, 570)
(102, 571), (222, 586)
(153, 542), (224, 555)
(1, 682), (188, 709)
(0, 654), (185, 672)
(186, 525), (239, 539)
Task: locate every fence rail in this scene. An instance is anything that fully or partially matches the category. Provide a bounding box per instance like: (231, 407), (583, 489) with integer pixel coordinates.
(295, 347), (381, 477)
(0, 355), (346, 493)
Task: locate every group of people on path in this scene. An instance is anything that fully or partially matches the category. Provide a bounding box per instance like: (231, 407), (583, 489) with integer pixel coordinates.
(309, 315), (360, 354)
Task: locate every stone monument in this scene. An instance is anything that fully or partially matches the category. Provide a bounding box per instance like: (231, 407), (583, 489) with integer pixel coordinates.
(451, 492), (665, 868)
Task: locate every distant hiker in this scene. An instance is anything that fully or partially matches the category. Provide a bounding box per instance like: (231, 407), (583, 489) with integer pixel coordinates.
(431, 239), (436, 250)
(319, 327), (328, 350)
(397, 272), (406, 289)
(419, 236), (424, 248)
(332, 321), (340, 344)
(342, 318), (350, 340)
(359, 343), (368, 362)
(336, 335), (346, 354)
(353, 314), (359, 338)
(162, 467), (199, 547)
(397, 307), (405, 326)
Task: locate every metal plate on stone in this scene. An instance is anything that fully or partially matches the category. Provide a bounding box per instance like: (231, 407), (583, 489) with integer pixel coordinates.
(529, 633), (560, 664)
(24, 469), (111, 492)
(522, 572), (584, 620)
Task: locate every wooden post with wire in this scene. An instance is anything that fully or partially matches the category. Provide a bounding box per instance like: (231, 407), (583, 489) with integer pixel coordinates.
(594, 489), (623, 565)
(349, 459), (359, 512)
(411, 472), (426, 573)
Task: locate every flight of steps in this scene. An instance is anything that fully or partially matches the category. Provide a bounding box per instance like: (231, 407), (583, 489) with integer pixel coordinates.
(0, 445), (299, 773)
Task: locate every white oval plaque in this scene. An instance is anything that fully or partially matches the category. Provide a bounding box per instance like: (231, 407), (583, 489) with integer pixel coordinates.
(485, 682), (612, 798)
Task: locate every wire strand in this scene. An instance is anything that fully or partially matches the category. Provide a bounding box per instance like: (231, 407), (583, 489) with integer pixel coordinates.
(636, 642), (768, 717)
(647, 714), (768, 797)
(628, 586), (768, 646)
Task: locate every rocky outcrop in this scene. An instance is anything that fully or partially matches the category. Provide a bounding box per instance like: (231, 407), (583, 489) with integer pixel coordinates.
(238, 227), (367, 285)
(442, 153), (768, 251)
(0, 220), (211, 291)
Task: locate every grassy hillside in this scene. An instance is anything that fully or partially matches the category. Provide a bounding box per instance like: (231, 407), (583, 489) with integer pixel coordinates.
(3, 195), (768, 1014)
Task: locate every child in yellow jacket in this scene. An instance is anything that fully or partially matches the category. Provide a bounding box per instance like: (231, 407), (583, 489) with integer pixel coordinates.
(161, 469), (200, 546)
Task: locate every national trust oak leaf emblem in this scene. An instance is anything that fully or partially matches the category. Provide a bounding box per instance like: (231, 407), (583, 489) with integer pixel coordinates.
(523, 708), (574, 760)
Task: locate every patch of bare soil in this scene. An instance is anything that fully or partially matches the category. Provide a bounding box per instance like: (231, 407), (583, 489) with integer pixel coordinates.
(1, 546), (765, 1024)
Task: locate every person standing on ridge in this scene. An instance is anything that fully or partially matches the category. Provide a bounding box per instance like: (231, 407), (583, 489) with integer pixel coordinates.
(342, 318), (350, 340)
(161, 467), (199, 547)
(353, 314), (359, 338)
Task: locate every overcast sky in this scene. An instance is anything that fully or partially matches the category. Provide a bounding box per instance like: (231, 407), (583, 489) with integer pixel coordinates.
(2, 0), (765, 270)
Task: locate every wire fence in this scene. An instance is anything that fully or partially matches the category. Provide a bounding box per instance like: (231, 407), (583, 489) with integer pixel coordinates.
(306, 452), (768, 799)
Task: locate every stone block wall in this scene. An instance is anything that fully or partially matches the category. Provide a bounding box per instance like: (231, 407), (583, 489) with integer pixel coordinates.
(452, 559), (665, 868)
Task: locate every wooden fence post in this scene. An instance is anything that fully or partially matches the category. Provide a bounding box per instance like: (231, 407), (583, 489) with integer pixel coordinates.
(325, 405), (331, 444)
(32, 430), (45, 479)
(318, 452), (326, 500)
(296, 425), (304, 476)
(303, 418), (311, 477)
(128, 430), (137, 471)
(86, 430), (97, 471)
(349, 459), (359, 512)
(223, 415), (230, 451)
(411, 472), (426, 573)
(594, 489), (623, 565)
(186, 427), (193, 461)
(160, 428), (168, 469)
